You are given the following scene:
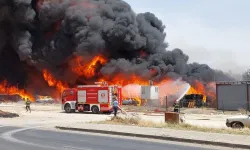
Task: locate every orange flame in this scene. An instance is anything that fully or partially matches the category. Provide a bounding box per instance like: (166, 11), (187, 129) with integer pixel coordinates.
(99, 74), (149, 86)
(42, 69), (68, 92)
(72, 55), (107, 79)
(186, 80), (216, 102)
(0, 80), (34, 101)
(42, 57), (215, 104)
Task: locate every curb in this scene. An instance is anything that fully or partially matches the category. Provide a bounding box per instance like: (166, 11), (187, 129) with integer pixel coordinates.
(55, 126), (250, 149)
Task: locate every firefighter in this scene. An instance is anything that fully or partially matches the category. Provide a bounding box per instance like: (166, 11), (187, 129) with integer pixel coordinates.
(112, 95), (119, 117)
(25, 98), (31, 113)
(173, 101), (180, 113)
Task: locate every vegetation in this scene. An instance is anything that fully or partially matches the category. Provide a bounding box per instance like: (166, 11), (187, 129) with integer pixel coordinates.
(242, 69), (250, 80)
(91, 115), (250, 135)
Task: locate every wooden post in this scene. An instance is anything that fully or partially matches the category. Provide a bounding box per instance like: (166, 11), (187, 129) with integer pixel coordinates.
(165, 96), (168, 112)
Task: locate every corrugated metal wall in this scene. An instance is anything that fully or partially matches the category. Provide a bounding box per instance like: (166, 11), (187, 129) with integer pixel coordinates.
(248, 85), (250, 110)
(217, 84), (248, 111)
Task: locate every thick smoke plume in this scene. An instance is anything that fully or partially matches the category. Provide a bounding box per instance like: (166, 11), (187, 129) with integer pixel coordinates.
(0, 0), (234, 94)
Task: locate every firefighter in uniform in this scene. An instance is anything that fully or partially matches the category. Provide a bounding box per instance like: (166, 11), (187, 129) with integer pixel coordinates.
(173, 101), (180, 113)
(25, 98), (31, 113)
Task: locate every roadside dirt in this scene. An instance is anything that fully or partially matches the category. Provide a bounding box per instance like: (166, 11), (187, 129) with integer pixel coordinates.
(0, 102), (109, 128)
(0, 102), (245, 129)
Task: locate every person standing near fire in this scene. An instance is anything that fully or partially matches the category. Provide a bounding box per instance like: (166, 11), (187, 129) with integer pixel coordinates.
(25, 98), (31, 113)
(112, 95), (119, 117)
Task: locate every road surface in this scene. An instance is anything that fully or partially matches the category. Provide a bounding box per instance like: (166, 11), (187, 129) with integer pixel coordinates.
(0, 126), (237, 150)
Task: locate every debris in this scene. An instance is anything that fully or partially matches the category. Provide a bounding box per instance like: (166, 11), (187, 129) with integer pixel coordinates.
(0, 110), (19, 118)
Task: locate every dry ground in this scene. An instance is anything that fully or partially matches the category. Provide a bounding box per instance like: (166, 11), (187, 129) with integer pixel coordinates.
(0, 102), (248, 130)
(0, 102), (109, 128)
(122, 106), (249, 128)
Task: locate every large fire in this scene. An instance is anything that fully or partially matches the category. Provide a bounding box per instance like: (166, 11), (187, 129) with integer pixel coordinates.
(186, 80), (207, 101)
(1, 55), (215, 103)
(99, 74), (149, 86)
(42, 56), (216, 104)
(42, 69), (68, 92)
(0, 80), (34, 101)
(72, 55), (107, 79)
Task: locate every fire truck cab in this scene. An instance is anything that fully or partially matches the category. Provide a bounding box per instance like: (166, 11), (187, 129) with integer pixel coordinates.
(61, 82), (122, 114)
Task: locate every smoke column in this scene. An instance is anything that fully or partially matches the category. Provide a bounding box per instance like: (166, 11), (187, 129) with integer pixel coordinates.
(0, 0), (234, 93)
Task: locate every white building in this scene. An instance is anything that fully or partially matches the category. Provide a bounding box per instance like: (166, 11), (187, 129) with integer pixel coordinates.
(141, 85), (159, 106)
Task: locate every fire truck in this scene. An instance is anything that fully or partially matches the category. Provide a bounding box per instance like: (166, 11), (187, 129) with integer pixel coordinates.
(61, 82), (122, 114)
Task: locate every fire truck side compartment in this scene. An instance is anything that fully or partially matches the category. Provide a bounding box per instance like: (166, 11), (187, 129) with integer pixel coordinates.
(78, 90), (86, 103)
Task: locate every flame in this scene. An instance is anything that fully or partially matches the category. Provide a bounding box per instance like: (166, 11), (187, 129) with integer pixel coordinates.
(100, 74), (149, 86)
(42, 65), (215, 105)
(122, 84), (142, 105)
(37, 95), (54, 100)
(186, 80), (216, 102)
(72, 55), (107, 79)
(41, 57), (215, 105)
(0, 80), (34, 101)
(42, 69), (68, 92)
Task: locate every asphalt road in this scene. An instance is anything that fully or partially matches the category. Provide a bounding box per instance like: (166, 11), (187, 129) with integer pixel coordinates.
(0, 126), (229, 150)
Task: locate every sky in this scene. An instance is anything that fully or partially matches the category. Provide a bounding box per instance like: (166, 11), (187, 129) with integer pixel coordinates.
(124, 0), (250, 74)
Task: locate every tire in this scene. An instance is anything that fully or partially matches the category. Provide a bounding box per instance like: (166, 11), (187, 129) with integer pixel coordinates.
(232, 122), (244, 129)
(91, 105), (99, 114)
(64, 104), (72, 113)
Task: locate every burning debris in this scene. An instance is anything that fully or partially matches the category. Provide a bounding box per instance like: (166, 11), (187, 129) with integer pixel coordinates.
(0, 0), (234, 102)
(0, 80), (34, 101)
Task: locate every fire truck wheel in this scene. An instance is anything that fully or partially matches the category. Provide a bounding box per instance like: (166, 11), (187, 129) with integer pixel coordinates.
(64, 104), (72, 113)
(91, 105), (99, 114)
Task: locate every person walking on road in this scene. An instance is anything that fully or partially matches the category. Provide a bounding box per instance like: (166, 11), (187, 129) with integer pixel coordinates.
(25, 98), (31, 113)
(112, 96), (119, 117)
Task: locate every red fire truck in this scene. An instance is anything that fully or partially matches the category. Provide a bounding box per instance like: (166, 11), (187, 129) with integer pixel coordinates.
(61, 82), (122, 114)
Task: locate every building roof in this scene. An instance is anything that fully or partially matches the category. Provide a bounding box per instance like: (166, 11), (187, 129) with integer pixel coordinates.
(216, 81), (250, 85)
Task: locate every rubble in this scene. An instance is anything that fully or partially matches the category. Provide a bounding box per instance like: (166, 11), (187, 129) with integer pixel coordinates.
(0, 110), (19, 118)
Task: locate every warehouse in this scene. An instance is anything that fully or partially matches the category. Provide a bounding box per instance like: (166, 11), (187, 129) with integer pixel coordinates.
(216, 81), (250, 111)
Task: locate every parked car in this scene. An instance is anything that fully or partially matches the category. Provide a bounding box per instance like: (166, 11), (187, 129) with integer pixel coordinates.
(226, 115), (250, 128)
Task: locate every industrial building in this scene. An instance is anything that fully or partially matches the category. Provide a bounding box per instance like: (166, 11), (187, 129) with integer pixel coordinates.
(216, 81), (250, 111)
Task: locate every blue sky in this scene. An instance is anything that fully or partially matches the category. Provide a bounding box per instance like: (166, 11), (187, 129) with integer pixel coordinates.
(124, 0), (250, 73)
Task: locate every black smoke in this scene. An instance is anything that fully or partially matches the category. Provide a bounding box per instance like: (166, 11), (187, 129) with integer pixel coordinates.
(0, 0), (234, 90)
